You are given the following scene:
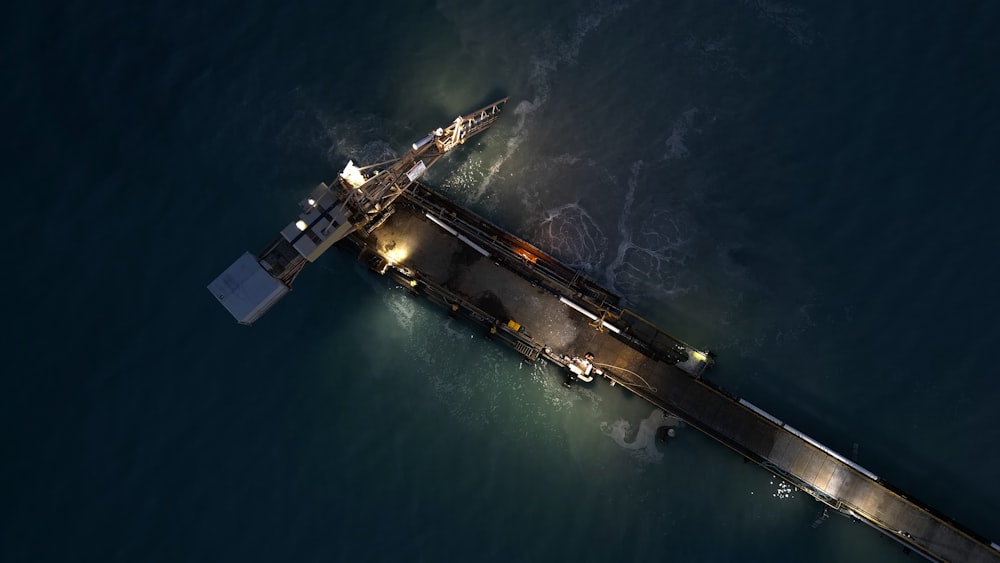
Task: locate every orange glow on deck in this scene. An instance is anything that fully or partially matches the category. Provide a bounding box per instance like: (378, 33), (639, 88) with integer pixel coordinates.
(514, 248), (537, 264)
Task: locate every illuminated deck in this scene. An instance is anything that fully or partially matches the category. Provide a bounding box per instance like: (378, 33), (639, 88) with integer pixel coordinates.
(345, 182), (1000, 563)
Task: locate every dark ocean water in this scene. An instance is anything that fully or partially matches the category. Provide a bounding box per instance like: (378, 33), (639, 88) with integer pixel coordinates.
(4, 1), (999, 561)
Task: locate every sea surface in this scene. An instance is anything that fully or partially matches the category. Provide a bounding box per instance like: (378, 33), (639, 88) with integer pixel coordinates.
(4, 1), (999, 561)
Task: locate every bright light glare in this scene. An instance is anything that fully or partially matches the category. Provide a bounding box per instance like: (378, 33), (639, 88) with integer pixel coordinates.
(340, 160), (367, 188)
(385, 247), (409, 264)
(295, 220), (308, 231)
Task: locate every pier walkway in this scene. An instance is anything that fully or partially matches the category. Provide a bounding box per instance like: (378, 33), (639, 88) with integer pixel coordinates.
(346, 183), (1000, 563)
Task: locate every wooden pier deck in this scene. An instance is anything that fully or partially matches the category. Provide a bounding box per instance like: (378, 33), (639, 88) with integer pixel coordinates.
(344, 183), (1000, 563)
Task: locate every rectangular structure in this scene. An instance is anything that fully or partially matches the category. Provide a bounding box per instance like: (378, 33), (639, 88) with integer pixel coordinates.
(207, 252), (290, 325)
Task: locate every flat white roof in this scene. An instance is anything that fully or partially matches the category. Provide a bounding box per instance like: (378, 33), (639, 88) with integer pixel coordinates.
(207, 252), (289, 325)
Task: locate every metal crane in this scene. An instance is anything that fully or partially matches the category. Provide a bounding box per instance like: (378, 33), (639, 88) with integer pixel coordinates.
(208, 97), (510, 324)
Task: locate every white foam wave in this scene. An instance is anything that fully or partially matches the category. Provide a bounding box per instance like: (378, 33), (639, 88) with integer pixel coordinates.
(466, 0), (637, 203)
(317, 111), (399, 171)
(512, 153), (602, 216)
(533, 202), (608, 272)
(600, 409), (680, 464)
(603, 161), (696, 298)
(518, 155), (698, 300)
(440, 156), (490, 195)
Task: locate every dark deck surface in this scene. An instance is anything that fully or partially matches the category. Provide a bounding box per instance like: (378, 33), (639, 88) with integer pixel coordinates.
(346, 184), (1000, 563)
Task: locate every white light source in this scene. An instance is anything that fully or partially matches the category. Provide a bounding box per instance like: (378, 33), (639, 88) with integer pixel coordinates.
(385, 247), (409, 265)
(340, 160), (367, 188)
(295, 220), (308, 231)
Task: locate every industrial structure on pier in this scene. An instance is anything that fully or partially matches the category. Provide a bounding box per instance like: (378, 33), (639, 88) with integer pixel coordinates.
(209, 98), (1000, 563)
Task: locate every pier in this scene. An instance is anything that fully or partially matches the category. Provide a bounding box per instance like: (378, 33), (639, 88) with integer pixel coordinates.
(210, 100), (999, 563)
(343, 183), (1000, 563)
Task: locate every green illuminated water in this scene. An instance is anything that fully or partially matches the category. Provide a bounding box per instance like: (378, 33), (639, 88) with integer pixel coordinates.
(4, 1), (998, 561)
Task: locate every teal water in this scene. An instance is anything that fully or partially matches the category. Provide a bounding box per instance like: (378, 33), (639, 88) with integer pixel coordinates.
(4, 1), (998, 561)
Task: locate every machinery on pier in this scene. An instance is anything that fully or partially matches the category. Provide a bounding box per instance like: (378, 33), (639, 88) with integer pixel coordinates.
(208, 97), (509, 324)
(206, 96), (1000, 562)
